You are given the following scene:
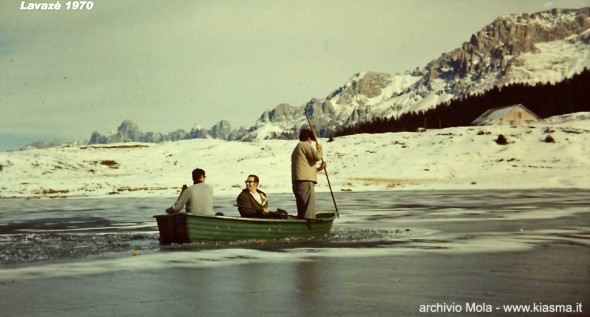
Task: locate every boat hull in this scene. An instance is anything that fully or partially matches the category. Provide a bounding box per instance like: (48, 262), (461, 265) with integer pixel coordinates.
(154, 212), (335, 244)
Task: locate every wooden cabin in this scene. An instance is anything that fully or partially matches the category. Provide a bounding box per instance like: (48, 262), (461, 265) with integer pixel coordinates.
(471, 104), (541, 126)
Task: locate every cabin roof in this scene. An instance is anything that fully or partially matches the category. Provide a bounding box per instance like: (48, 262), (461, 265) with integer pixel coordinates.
(471, 104), (541, 125)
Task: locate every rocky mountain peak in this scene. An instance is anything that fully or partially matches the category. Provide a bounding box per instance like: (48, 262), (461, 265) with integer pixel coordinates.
(209, 120), (233, 140)
(427, 7), (590, 82)
(116, 120), (142, 141)
(329, 72), (394, 105)
(258, 103), (298, 124)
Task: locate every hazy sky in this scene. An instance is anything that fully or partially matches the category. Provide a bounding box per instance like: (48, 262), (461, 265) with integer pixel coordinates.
(1, 0), (589, 150)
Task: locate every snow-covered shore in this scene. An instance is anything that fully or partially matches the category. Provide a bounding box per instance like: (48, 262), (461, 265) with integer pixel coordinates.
(1, 113), (589, 199)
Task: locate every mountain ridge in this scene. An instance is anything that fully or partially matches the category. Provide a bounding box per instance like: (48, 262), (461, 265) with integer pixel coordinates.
(239, 7), (590, 141)
(19, 7), (590, 149)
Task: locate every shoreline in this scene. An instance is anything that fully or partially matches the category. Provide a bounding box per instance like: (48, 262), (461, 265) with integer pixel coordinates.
(1, 184), (589, 200)
(2, 185), (590, 200)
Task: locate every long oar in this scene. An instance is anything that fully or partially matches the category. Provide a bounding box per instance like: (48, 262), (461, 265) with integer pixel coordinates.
(304, 107), (339, 218)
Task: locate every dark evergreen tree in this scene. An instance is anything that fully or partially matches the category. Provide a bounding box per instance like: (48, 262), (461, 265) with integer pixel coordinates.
(336, 68), (590, 137)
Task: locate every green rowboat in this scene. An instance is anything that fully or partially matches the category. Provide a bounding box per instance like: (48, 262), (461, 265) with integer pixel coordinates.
(153, 211), (336, 244)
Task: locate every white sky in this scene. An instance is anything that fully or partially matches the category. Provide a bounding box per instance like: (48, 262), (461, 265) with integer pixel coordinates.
(1, 0), (589, 150)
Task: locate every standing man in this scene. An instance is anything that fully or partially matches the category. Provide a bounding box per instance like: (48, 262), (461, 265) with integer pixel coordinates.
(291, 128), (327, 219)
(166, 168), (214, 215)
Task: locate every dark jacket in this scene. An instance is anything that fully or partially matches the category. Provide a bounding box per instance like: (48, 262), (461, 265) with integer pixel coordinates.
(236, 189), (268, 218)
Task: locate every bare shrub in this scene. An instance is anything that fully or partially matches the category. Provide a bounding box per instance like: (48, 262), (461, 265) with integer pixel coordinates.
(495, 134), (508, 145)
(100, 160), (118, 168)
(544, 135), (556, 143)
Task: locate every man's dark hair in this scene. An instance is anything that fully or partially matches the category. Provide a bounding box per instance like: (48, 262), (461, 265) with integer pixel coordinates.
(298, 128), (316, 141)
(192, 168), (206, 183)
(247, 174), (259, 183)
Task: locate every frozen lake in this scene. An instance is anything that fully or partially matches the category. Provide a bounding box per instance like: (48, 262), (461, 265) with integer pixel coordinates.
(1, 189), (588, 264)
(0, 189), (588, 316)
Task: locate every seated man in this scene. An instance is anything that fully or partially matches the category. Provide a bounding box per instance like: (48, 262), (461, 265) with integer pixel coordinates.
(236, 174), (287, 219)
(166, 168), (214, 215)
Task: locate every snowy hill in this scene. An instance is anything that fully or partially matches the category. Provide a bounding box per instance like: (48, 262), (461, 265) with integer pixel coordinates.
(240, 7), (590, 141)
(1, 113), (588, 199)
